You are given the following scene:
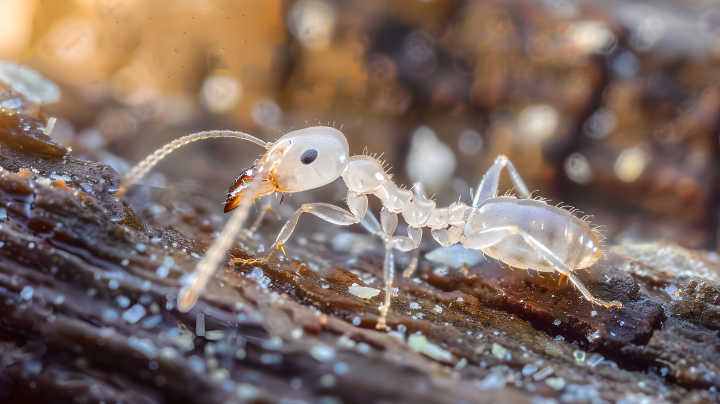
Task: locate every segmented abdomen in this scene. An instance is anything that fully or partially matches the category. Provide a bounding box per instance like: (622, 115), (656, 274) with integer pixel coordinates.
(471, 197), (601, 272)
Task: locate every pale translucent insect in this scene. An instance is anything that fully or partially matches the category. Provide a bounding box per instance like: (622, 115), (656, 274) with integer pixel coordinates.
(118, 126), (622, 329)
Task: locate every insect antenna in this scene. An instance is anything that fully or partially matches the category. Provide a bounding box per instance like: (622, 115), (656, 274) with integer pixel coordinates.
(116, 130), (267, 196)
(177, 174), (264, 312)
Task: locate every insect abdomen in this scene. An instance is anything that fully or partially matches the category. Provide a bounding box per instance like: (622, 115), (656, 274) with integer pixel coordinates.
(469, 197), (601, 271)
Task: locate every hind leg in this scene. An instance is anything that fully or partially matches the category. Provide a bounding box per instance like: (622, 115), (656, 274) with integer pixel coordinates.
(515, 230), (622, 310)
(473, 155), (531, 207)
(463, 225), (622, 310)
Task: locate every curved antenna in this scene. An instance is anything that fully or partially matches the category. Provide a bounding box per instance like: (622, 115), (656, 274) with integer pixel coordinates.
(116, 130), (269, 196)
(177, 173), (264, 312)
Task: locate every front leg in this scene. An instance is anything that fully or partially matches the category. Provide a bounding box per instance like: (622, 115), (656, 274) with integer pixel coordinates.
(232, 192), (367, 266)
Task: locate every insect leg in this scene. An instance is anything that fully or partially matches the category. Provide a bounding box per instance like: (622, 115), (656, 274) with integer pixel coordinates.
(462, 225), (519, 250)
(361, 209), (383, 237)
(375, 209), (410, 329)
(363, 209), (420, 278)
(376, 234), (395, 330)
(239, 196), (280, 241)
(504, 159), (531, 200)
(473, 155), (531, 208)
(232, 195), (368, 266)
(402, 249), (419, 278)
(177, 174), (263, 312)
(514, 230), (622, 310)
(413, 181), (428, 199)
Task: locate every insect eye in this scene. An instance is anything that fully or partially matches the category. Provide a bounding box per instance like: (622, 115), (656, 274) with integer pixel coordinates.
(300, 149), (318, 165)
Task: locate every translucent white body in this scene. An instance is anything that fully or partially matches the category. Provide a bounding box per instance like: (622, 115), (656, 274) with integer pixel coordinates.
(465, 197), (601, 272)
(120, 126), (619, 323)
(344, 156), (601, 272)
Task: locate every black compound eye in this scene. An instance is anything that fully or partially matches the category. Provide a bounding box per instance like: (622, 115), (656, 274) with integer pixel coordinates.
(300, 149), (318, 165)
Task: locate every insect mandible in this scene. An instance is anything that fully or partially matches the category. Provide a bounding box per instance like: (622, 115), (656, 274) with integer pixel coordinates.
(117, 126), (622, 330)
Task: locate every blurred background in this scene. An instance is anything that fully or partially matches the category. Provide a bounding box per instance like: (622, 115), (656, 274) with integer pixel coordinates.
(1, 0), (719, 252)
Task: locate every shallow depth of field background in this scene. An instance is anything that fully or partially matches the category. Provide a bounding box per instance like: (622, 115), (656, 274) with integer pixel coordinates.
(2, 0), (719, 251)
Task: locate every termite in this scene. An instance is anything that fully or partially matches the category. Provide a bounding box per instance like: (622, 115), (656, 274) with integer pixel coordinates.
(117, 126), (622, 329)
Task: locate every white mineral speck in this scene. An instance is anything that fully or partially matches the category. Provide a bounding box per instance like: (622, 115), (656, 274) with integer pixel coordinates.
(53, 295), (65, 305)
(116, 295), (131, 308)
(20, 286), (34, 300)
(352, 316), (361, 326)
(196, 313), (205, 337)
(348, 283), (380, 299)
(108, 279), (119, 289)
(121, 259), (129, 266)
(356, 342), (371, 354)
(188, 355), (205, 372)
(28, 242), (35, 249)
(122, 304), (147, 324)
(573, 350), (586, 363)
(476, 373), (505, 390)
(259, 353), (283, 365)
(310, 345), (336, 362)
(320, 374), (336, 388)
(127, 336), (158, 358)
(263, 336), (283, 350)
(491, 343), (507, 359)
(545, 377), (566, 390)
(522, 364), (538, 376)
(156, 256), (174, 278)
(102, 308), (118, 322)
(533, 366), (554, 381)
(591, 310), (597, 317)
(334, 361), (349, 374)
(553, 319), (561, 326)
(409, 302), (420, 309)
(586, 330), (600, 342)
(587, 353), (604, 367)
(237, 383), (259, 399)
(142, 314), (162, 329)
(433, 305), (443, 314)
(205, 331), (224, 340)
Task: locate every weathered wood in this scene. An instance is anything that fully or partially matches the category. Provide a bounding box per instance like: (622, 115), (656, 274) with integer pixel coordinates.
(0, 115), (717, 403)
